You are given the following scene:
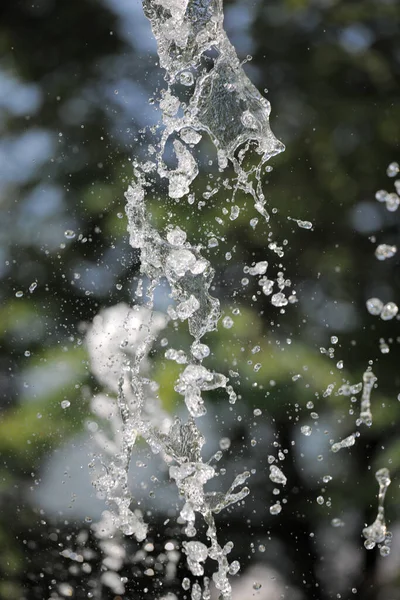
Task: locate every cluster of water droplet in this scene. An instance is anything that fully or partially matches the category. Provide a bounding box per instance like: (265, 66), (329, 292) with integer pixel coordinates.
(374, 162), (400, 212)
(367, 163), (399, 320)
(366, 298), (398, 320)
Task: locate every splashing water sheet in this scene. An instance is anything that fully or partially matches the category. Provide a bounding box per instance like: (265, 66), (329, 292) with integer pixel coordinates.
(82, 2), (396, 598)
(88, 1), (284, 598)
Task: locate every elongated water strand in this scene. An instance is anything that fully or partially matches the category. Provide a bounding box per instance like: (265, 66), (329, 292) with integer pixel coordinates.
(357, 370), (376, 427)
(363, 468), (392, 556)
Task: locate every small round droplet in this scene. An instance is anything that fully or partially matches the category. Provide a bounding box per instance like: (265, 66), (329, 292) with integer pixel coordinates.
(222, 316), (233, 329)
(269, 503), (282, 515)
(375, 189), (387, 202)
(61, 400), (71, 409)
(219, 437), (231, 450)
(366, 297), (383, 316)
(182, 577), (191, 590)
(15, 291), (24, 298)
(387, 162), (399, 177)
(380, 302), (398, 321)
(29, 282), (37, 293)
(385, 193), (400, 212)
(64, 230), (76, 240)
(316, 496), (324, 505)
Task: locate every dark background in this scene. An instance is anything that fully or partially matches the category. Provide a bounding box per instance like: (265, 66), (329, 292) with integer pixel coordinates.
(0, 0), (400, 599)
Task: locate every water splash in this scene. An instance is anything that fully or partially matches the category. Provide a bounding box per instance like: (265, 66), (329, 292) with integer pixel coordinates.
(142, 0), (284, 222)
(85, 1), (286, 596)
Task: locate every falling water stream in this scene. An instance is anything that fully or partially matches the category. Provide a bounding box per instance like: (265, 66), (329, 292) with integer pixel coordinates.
(81, 1), (396, 599)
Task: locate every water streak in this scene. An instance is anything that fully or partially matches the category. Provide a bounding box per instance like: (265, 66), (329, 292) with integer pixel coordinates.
(362, 468), (392, 556)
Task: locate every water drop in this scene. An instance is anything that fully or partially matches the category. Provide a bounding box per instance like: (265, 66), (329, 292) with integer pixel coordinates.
(269, 465), (287, 485)
(301, 425), (312, 436)
(375, 189), (387, 202)
(385, 193), (399, 212)
(222, 316), (234, 329)
(387, 162), (399, 177)
(380, 302), (398, 321)
(269, 503), (282, 515)
(366, 297), (383, 316)
(64, 230), (76, 239)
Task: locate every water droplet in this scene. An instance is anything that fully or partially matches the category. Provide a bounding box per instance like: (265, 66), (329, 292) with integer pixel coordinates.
(387, 162), (399, 177)
(219, 437), (231, 450)
(29, 282), (37, 293)
(222, 316), (234, 329)
(269, 465), (287, 485)
(64, 230), (76, 239)
(271, 292), (288, 307)
(229, 560), (240, 575)
(182, 577), (191, 590)
(380, 302), (398, 321)
(331, 518), (344, 528)
(385, 193), (400, 212)
(269, 503), (282, 515)
(15, 291), (23, 298)
(375, 244), (397, 261)
(375, 189), (387, 202)
(301, 425), (312, 436)
(61, 400), (71, 409)
(366, 297), (383, 316)
(295, 219), (313, 229)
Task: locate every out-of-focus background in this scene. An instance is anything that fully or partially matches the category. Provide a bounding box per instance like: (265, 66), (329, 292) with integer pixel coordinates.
(1, 0), (400, 599)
